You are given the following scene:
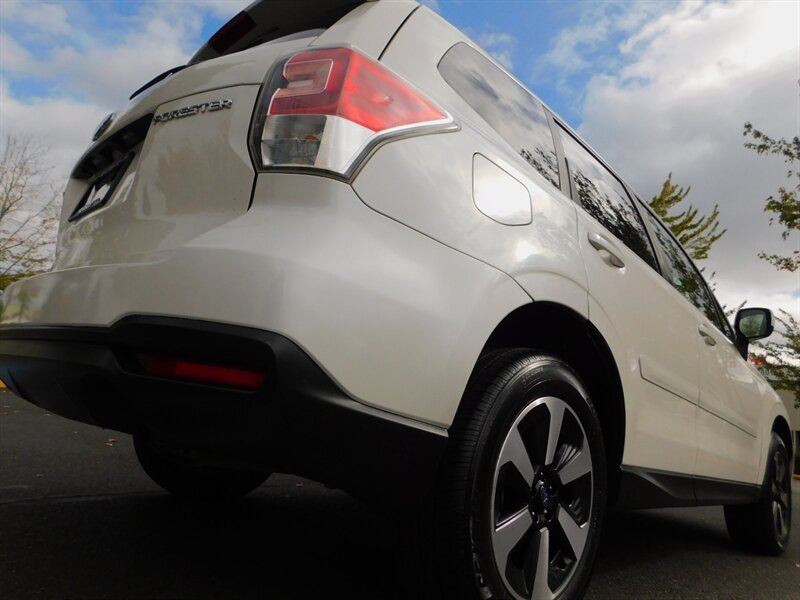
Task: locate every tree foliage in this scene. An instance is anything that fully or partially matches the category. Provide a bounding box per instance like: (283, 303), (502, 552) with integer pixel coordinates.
(743, 122), (800, 272)
(756, 311), (800, 409)
(0, 136), (60, 291)
(649, 173), (726, 261)
(743, 123), (800, 408)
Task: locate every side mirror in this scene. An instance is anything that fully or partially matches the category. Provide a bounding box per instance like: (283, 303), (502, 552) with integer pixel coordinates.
(734, 307), (774, 358)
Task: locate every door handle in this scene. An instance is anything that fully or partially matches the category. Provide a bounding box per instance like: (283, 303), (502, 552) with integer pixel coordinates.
(698, 324), (717, 346)
(587, 232), (625, 268)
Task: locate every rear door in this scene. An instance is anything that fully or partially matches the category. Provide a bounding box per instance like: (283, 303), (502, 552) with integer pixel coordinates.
(555, 125), (701, 477)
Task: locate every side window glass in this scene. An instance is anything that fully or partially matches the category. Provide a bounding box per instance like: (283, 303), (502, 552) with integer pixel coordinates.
(439, 43), (560, 188)
(558, 127), (658, 270)
(645, 209), (727, 328)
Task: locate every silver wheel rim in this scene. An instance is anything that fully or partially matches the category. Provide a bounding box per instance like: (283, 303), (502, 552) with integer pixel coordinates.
(490, 396), (593, 600)
(772, 449), (790, 540)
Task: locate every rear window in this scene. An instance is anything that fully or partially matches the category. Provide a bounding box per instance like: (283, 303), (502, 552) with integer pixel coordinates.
(439, 43), (560, 189)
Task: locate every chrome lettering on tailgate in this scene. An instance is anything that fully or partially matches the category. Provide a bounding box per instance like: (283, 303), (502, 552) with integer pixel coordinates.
(153, 99), (232, 124)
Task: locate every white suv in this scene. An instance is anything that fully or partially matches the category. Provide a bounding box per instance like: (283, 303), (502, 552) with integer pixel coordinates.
(0, 1), (792, 598)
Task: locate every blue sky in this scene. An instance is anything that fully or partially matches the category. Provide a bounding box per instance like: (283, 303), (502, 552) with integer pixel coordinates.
(2, 0), (680, 125)
(1, 0), (682, 126)
(0, 0), (798, 315)
(431, 0), (681, 122)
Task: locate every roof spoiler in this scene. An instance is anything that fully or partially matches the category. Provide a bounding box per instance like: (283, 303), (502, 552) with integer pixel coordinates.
(188, 0), (368, 65)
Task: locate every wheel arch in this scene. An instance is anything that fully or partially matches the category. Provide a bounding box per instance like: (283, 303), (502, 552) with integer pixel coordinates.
(772, 415), (793, 461)
(466, 301), (626, 501)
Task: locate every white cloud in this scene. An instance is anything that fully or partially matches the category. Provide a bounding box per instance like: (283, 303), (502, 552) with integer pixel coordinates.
(0, 79), (105, 183)
(475, 31), (517, 70)
(1, 0), (70, 36)
(0, 1), (249, 182)
(0, 33), (36, 73)
(1, 0), (253, 109)
(45, 31), (190, 108)
(577, 0), (800, 318)
(537, 0), (675, 86)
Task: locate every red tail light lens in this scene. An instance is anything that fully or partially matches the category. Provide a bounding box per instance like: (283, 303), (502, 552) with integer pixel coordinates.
(138, 354), (265, 390)
(269, 48), (446, 131)
(251, 46), (455, 177)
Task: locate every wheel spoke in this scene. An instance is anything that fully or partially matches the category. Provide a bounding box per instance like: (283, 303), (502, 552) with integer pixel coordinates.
(774, 454), (786, 482)
(499, 426), (536, 486)
(544, 400), (565, 466)
(557, 443), (591, 485)
(493, 509), (533, 578)
(773, 502), (785, 536)
(530, 527), (553, 600)
(557, 505), (588, 559)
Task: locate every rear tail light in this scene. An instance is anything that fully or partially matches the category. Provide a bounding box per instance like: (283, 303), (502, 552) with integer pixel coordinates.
(250, 46), (456, 178)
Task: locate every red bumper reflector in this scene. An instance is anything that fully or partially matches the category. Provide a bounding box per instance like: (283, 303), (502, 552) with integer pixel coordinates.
(138, 354), (265, 390)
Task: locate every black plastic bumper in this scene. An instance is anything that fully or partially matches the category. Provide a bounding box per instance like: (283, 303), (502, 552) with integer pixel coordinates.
(0, 316), (447, 508)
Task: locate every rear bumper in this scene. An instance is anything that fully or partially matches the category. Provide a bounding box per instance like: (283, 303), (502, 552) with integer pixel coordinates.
(1, 173), (530, 428)
(0, 315), (447, 508)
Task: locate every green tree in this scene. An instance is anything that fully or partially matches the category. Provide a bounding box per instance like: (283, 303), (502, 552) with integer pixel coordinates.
(0, 136), (60, 291)
(743, 122), (800, 272)
(756, 311), (800, 409)
(649, 173), (726, 261)
(743, 122), (800, 408)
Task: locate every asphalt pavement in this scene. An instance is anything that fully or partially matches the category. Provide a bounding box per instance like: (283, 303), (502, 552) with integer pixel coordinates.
(1, 390), (798, 599)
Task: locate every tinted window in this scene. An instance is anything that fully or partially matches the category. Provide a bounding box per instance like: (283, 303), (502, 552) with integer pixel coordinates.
(558, 127), (658, 270)
(439, 43), (559, 188)
(645, 208), (728, 331)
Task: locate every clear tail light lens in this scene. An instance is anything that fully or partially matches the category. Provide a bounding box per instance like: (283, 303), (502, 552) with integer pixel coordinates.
(250, 46), (455, 178)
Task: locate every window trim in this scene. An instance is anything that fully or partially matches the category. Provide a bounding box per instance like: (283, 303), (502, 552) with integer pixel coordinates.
(543, 107), (571, 197)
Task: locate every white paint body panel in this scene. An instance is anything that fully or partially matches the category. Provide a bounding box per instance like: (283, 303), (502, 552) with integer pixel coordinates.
(2, 174), (529, 427)
(312, 1), (417, 57)
(58, 85), (260, 268)
(473, 154), (532, 225)
(352, 128), (588, 318)
(577, 212), (701, 474)
(695, 322), (777, 484)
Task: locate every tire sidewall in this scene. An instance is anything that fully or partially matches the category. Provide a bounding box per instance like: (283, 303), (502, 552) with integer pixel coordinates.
(767, 435), (791, 552)
(466, 357), (607, 600)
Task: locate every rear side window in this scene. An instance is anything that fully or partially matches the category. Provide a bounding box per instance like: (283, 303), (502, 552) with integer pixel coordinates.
(439, 43), (559, 189)
(558, 127), (658, 270)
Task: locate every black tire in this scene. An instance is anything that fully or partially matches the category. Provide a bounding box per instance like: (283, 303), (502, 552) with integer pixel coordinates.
(724, 432), (791, 555)
(435, 350), (607, 600)
(133, 436), (271, 500)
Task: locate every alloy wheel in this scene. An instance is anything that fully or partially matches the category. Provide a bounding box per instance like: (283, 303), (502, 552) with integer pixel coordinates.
(490, 396), (593, 600)
(772, 449), (790, 540)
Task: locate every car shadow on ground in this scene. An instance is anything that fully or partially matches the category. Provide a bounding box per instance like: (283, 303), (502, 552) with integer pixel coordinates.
(2, 481), (402, 600)
(2, 477), (797, 599)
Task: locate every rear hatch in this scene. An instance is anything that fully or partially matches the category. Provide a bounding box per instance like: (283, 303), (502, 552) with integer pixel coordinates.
(56, 0), (367, 270)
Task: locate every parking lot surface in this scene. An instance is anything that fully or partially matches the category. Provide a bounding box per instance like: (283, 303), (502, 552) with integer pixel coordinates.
(1, 391), (798, 599)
